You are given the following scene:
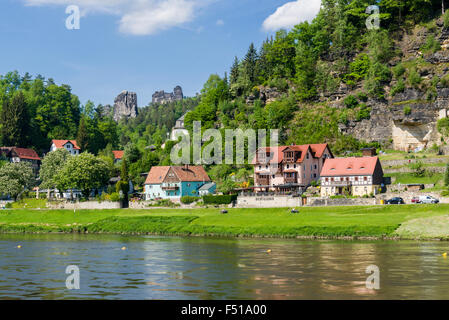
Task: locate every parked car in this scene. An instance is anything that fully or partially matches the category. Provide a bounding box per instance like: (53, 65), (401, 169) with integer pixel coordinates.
(418, 196), (439, 204)
(411, 197), (420, 204)
(386, 197), (405, 205)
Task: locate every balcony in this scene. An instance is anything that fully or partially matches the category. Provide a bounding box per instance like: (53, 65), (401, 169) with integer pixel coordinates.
(161, 184), (179, 191)
(284, 177), (297, 184)
(256, 178), (270, 186)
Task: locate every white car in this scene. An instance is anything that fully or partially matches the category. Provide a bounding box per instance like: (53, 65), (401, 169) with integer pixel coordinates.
(418, 196), (439, 204)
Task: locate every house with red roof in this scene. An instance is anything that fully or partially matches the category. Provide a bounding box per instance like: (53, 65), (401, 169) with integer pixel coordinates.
(50, 140), (80, 156)
(252, 144), (333, 193)
(112, 151), (124, 163)
(144, 165), (214, 200)
(0, 147), (41, 174)
(320, 156), (384, 197)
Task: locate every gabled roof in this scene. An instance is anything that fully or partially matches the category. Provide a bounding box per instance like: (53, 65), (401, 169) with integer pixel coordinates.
(52, 140), (80, 150)
(13, 148), (40, 160)
(145, 166), (211, 184)
(252, 144), (330, 165)
(112, 151), (124, 160)
(0, 147), (40, 161)
(320, 157), (381, 177)
(172, 166), (211, 182)
(145, 166), (171, 185)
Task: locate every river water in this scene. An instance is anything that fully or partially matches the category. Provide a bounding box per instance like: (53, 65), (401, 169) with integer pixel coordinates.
(0, 234), (448, 300)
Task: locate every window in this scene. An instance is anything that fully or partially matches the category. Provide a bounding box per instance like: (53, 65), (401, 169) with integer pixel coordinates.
(314, 165), (317, 170)
(259, 166), (261, 170)
(294, 164), (296, 169)
(307, 153), (309, 159)
(272, 175), (275, 179)
(314, 174), (317, 178)
(287, 165), (290, 169)
(364, 177), (367, 182)
(355, 177), (358, 181)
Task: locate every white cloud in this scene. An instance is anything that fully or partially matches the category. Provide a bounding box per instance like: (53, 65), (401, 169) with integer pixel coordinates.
(262, 0), (321, 32)
(23, 0), (204, 35)
(216, 19), (224, 26)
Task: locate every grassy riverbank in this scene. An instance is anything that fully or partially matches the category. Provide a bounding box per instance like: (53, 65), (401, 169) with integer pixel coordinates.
(1, 205), (449, 240)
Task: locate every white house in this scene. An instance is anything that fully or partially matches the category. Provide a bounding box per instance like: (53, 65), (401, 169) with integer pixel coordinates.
(50, 140), (80, 156)
(170, 114), (189, 141)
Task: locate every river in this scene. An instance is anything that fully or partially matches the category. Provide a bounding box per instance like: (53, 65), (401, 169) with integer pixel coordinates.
(0, 234), (448, 299)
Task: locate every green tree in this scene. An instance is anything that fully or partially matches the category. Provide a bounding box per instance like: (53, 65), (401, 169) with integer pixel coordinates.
(55, 153), (110, 199)
(40, 148), (70, 190)
(0, 162), (34, 200)
(0, 91), (30, 146)
(76, 117), (89, 152)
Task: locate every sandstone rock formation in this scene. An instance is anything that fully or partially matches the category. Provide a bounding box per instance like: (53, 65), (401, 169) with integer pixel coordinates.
(113, 91), (138, 122)
(152, 86), (183, 104)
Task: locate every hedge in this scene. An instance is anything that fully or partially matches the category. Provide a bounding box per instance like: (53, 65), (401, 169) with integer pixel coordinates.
(202, 194), (238, 205)
(181, 196), (198, 204)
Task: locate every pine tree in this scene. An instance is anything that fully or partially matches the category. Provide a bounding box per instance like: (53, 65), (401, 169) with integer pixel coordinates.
(243, 43), (259, 86)
(230, 56), (240, 85)
(76, 117), (89, 152)
(0, 91), (30, 147)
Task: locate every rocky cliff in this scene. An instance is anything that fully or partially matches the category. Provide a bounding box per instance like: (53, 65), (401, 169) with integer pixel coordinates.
(113, 91), (138, 122)
(329, 19), (449, 152)
(152, 86), (183, 104)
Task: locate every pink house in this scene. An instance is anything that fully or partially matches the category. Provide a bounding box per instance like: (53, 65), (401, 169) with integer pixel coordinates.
(252, 144), (333, 193)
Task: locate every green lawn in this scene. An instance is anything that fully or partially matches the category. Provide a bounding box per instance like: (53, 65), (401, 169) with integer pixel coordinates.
(384, 172), (444, 185)
(1, 205), (449, 239)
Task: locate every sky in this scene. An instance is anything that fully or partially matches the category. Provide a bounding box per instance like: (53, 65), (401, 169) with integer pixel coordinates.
(0, 0), (321, 107)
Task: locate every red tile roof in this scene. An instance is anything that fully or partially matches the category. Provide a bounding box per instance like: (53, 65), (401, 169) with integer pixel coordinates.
(145, 166), (211, 184)
(13, 148), (40, 160)
(145, 166), (170, 185)
(52, 140), (80, 150)
(0, 147), (40, 161)
(172, 166), (211, 182)
(321, 157), (380, 177)
(112, 151), (124, 160)
(252, 144), (330, 164)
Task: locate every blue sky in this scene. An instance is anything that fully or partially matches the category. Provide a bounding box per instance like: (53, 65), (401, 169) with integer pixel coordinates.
(0, 0), (321, 107)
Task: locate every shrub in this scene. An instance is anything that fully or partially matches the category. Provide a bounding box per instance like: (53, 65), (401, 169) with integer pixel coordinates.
(408, 68), (422, 88)
(109, 192), (120, 202)
(391, 79), (405, 96)
(403, 106), (412, 115)
(355, 104), (371, 122)
(441, 74), (449, 87)
(343, 95), (359, 109)
(392, 63), (406, 79)
(409, 161), (426, 177)
(202, 194), (238, 205)
(116, 180), (129, 194)
(444, 10), (449, 28)
(421, 35), (441, 54)
(357, 92), (368, 102)
(181, 196), (198, 204)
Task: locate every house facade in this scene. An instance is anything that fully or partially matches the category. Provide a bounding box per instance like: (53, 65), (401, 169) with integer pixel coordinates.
(252, 144), (333, 193)
(144, 165), (212, 200)
(50, 140), (80, 156)
(320, 156), (384, 197)
(170, 114), (189, 141)
(0, 147), (41, 175)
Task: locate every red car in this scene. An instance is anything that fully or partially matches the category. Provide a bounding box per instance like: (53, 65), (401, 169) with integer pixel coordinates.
(411, 197), (420, 204)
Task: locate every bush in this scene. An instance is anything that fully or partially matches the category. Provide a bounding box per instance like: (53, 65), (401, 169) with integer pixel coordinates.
(444, 10), (449, 28)
(391, 79), (405, 96)
(109, 192), (120, 202)
(343, 95), (359, 109)
(203, 194), (238, 205)
(392, 63), (406, 79)
(421, 35), (441, 54)
(355, 104), (371, 122)
(409, 161), (426, 177)
(441, 74), (449, 88)
(181, 196), (198, 204)
(404, 105), (412, 116)
(356, 92), (368, 102)
(408, 68), (422, 88)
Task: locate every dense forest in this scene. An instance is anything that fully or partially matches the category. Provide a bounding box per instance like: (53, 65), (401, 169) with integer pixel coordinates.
(2, 0), (449, 192)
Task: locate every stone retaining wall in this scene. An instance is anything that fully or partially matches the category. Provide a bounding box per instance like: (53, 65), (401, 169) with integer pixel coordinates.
(307, 197), (378, 207)
(49, 201), (121, 210)
(236, 196), (302, 208)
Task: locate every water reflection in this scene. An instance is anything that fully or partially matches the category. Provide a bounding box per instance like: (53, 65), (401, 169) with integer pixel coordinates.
(0, 234), (448, 299)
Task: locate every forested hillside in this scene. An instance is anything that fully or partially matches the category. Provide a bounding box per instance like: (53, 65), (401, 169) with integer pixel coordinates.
(3, 0), (449, 192)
